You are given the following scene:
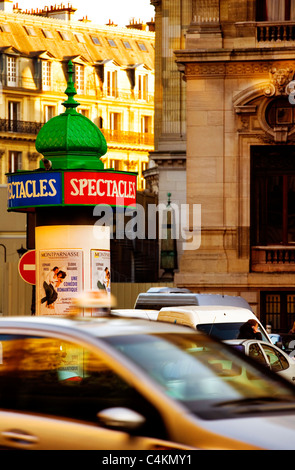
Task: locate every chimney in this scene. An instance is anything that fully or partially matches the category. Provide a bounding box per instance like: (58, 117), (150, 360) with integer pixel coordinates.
(0, 0), (13, 13)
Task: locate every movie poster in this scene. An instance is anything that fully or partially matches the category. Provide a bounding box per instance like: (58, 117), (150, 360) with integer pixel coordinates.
(91, 249), (111, 294)
(39, 249), (83, 315)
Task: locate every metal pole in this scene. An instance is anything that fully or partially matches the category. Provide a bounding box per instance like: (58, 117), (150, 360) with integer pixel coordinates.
(0, 244), (6, 263)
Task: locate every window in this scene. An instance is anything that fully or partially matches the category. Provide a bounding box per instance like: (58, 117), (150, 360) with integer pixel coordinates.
(7, 56), (17, 87)
(58, 31), (70, 41)
(8, 101), (19, 131)
(44, 105), (55, 122)
(107, 39), (117, 47)
(0, 334), (163, 438)
(78, 108), (89, 118)
(110, 112), (121, 131)
(75, 33), (85, 43)
(90, 36), (101, 45)
(137, 41), (148, 51)
(42, 61), (51, 91)
(122, 40), (132, 49)
(106, 70), (117, 97)
(249, 344), (268, 366)
(8, 151), (22, 172)
(261, 291), (295, 331)
(138, 74), (148, 100)
(257, 0), (295, 21)
(75, 65), (85, 94)
(261, 344), (289, 372)
(141, 115), (152, 133)
(251, 146), (295, 246)
(0, 24), (11, 32)
(266, 98), (295, 129)
(24, 26), (36, 36)
(42, 29), (54, 39)
(110, 159), (121, 170)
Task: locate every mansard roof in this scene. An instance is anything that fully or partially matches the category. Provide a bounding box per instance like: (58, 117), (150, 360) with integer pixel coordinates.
(0, 9), (154, 68)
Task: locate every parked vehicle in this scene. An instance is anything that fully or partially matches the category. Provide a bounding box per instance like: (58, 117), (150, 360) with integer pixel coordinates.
(1, 316), (295, 449)
(157, 305), (271, 342)
(112, 305), (271, 342)
(134, 288), (252, 311)
(225, 339), (295, 383)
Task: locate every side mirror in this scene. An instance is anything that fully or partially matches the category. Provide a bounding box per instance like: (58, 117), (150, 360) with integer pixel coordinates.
(97, 407), (146, 431)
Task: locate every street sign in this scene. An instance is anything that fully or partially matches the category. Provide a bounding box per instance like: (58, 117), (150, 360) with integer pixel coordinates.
(18, 250), (36, 285)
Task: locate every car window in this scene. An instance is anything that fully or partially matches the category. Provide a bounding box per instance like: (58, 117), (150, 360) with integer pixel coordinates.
(104, 333), (295, 414)
(197, 323), (269, 341)
(0, 334), (166, 438)
(248, 343), (268, 366)
(261, 344), (289, 372)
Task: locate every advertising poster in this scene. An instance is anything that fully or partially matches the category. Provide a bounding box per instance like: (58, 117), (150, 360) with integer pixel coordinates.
(91, 249), (111, 294)
(39, 249), (83, 315)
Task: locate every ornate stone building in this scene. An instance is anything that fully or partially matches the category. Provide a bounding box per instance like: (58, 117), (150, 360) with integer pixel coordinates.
(151, 0), (295, 330)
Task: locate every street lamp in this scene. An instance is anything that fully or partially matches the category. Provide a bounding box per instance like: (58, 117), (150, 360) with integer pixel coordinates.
(17, 245), (27, 258)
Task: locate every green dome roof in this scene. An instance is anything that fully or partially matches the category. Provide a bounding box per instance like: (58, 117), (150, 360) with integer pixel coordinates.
(35, 61), (107, 170)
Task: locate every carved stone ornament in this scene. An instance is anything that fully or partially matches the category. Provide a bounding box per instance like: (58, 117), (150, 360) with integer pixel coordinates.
(269, 67), (294, 95)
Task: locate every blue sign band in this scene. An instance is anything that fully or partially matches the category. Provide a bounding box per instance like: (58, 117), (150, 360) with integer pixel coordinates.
(7, 172), (62, 208)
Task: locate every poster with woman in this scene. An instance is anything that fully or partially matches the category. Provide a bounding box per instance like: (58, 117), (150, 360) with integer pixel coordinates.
(39, 249), (83, 315)
(91, 249), (111, 294)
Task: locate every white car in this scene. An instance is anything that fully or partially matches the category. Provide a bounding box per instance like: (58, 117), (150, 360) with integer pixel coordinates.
(225, 339), (295, 383)
(1, 316), (295, 449)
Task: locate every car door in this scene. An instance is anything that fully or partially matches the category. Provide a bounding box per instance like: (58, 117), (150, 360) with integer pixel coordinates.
(0, 331), (186, 450)
(259, 343), (295, 383)
(246, 340), (295, 382)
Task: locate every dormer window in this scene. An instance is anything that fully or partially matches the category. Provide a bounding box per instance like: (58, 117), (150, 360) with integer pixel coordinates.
(137, 42), (148, 52)
(42, 29), (53, 39)
(0, 24), (10, 32)
(24, 26), (36, 36)
(91, 36), (101, 45)
(122, 40), (132, 49)
(75, 33), (85, 43)
(75, 64), (85, 94)
(107, 70), (117, 97)
(257, 0), (295, 21)
(42, 61), (51, 91)
(107, 39), (117, 47)
(58, 31), (70, 41)
(7, 56), (17, 87)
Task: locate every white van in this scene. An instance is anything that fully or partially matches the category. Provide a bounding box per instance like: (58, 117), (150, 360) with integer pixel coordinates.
(111, 304), (271, 342)
(157, 305), (271, 342)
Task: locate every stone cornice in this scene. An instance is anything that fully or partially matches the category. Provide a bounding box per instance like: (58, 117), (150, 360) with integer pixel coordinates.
(177, 59), (295, 79)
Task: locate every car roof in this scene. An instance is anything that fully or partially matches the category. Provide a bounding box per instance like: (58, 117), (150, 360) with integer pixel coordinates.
(0, 315), (199, 338)
(158, 305), (257, 323)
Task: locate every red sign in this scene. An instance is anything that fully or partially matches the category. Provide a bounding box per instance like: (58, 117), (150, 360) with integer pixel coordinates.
(63, 171), (137, 207)
(18, 250), (36, 285)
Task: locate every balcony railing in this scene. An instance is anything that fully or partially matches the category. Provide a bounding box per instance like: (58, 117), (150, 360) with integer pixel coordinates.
(0, 119), (43, 134)
(0, 120), (155, 147)
(251, 246), (295, 272)
(257, 21), (295, 42)
(101, 129), (154, 147)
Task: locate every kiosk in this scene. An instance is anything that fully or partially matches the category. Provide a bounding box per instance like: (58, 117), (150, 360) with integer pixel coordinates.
(7, 61), (137, 315)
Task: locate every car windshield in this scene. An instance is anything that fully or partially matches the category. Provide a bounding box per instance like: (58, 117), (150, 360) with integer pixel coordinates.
(104, 332), (295, 419)
(196, 322), (269, 342)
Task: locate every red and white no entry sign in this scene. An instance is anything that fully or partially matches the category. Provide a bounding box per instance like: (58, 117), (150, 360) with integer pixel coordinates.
(18, 250), (36, 285)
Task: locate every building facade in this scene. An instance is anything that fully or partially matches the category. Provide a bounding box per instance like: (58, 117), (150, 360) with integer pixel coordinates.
(0, 1), (157, 313)
(152, 0), (295, 330)
(0, 1), (155, 191)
